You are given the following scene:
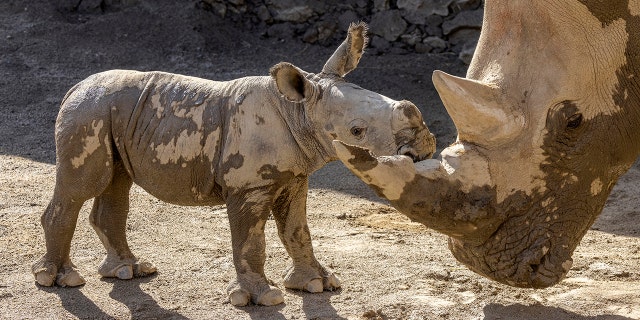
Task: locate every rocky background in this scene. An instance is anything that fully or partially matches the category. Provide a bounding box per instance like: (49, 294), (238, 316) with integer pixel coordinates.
(201, 0), (483, 64)
(56, 0), (484, 64)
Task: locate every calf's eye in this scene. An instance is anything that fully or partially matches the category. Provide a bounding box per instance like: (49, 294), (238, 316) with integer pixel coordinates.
(350, 126), (365, 137)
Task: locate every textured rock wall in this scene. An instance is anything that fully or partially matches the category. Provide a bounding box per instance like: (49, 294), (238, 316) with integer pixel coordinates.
(54, 0), (138, 13)
(199, 0), (483, 64)
(54, 0), (483, 64)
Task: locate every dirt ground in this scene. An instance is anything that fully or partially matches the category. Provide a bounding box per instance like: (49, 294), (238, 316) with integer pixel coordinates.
(1, 1), (639, 319)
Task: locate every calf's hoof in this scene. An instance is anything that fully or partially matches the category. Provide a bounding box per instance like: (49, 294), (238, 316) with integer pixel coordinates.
(229, 288), (251, 306)
(56, 267), (86, 287)
(98, 258), (157, 279)
(227, 284), (284, 306)
(283, 265), (341, 292)
(256, 287), (285, 306)
(322, 273), (341, 291)
(34, 270), (55, 287)
(32, 258), (56, 286)
(32, 259), (86, 287)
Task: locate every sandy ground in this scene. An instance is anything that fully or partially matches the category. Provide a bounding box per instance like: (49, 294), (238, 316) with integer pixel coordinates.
(0, 1), (639, 319)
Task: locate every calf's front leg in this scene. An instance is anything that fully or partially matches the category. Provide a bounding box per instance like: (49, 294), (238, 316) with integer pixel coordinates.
(272, 177), (341, 293)
(226, 189), (284, 307)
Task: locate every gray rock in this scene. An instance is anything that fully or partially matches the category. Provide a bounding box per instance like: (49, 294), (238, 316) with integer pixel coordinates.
(400, 29), (422, 46)
(303, 20), (338, 44)
(226, 3), (247, 15)
(273, 5), (314, 22)
(451, 0), (483, 12)
(422, 36), (447, 53)
(65, 0), (137, 12)
(371, 35), (391, 51)
(369, 10), (407, 42)
(442, 8), (483, 35)
(373, 0), (389, 12)
(423, 14), (444, 37)
(338, 10), (359, 32)
(316, 20), (338, 43)
(397, 0), (454, 24)
(458, 44), (476, 64)
(267, 23), (294, 39)
(447, 28), (480, 52)
(302, 27), (319, 43)
(77, 0), (104, 13)
(200, 0), (227, 17)
(266, 0), (315, 22)
(355, 0), (368, 8)
(254, 5), (272, 22)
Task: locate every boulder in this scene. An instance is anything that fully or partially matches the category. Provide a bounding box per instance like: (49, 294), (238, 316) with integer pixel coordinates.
(397, 0), (455, 24)
(273, 6), (314, 22)
(422, 36), (448, 53)
(369, 10), (407, 42)
(442, 8), (483, 35)
(423, 14), (444, 37)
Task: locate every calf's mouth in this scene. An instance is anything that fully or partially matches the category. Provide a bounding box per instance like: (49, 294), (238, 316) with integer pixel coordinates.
(396, 144), (432, 162)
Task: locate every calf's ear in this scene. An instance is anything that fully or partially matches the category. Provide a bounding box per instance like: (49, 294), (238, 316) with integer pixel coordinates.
(321, 21), (368, 77)
(271, 62), (317, 103)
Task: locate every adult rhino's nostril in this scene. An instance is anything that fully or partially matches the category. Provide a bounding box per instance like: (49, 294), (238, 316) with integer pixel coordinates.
(529, 263), (540, 274)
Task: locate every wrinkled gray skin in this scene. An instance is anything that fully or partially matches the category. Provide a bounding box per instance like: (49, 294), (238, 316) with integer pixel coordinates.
(31, 22), (436, 306)
(334, 1), (640, 289)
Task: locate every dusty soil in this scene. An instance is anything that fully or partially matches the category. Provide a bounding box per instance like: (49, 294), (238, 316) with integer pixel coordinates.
(1, 1), (639, 319)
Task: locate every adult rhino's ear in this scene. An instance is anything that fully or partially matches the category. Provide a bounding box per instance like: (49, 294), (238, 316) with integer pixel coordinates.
(270, 62), (317, 103)
(321, 21), (368, 77)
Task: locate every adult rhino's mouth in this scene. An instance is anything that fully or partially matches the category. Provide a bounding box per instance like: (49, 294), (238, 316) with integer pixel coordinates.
(448, 225), (574, 288)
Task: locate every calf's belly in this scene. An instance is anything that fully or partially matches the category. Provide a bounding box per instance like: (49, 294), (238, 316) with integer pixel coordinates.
(130, 161), (226, 206)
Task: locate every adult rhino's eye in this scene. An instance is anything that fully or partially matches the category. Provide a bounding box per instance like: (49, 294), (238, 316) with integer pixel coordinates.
(350, 126), (365, 137)
(567, 113), (583, 129)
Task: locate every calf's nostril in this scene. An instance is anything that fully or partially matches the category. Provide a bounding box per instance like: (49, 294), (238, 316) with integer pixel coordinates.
(403, 151), (422, 162)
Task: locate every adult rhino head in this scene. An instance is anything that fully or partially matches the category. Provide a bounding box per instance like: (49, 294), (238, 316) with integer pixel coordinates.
(334, 1), (640, 288)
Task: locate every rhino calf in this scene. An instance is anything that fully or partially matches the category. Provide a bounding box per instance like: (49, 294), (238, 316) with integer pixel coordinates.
(31, 22), (435, 306)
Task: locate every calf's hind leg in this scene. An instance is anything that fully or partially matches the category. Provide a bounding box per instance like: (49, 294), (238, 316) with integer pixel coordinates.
(32, 135), (114, 286)
(89, 161), (157, 280)
(32, 197), (87, 287)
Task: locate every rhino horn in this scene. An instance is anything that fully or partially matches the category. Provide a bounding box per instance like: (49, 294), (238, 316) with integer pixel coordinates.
(321, 22), (368, 77)
(432, 70), (524, 147)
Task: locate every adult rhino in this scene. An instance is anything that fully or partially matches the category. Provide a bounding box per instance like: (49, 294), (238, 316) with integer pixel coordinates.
(31, 22), (436, 306)
(334, 1), (640, 288)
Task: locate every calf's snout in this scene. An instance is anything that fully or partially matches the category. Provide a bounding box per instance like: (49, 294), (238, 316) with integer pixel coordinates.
(392, 101), (436, 162)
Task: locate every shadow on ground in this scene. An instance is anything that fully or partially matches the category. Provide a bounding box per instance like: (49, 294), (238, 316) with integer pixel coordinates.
(483, 303), (635, 320)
